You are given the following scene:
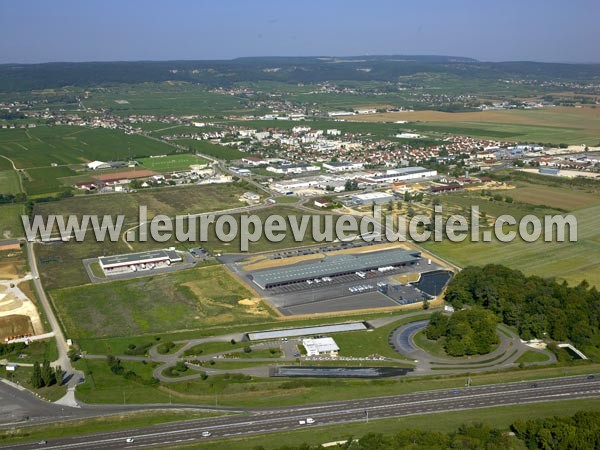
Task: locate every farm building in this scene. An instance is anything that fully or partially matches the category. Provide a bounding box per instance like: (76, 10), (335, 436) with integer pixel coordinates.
(249, 248), (420, 289)
(302, 337), (340, 357)
(98, 249), (182, 274)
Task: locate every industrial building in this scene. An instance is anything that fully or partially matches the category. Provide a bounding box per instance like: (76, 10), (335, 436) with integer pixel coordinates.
(322, 161), (364, 172)
(249, 248), (420, 289)
(302, 337), (339, 356)
(362, 167), (437, 184)
(246, 322), (367, 341)
(346, 191), (394, 206)
(98, 249), (182, 274)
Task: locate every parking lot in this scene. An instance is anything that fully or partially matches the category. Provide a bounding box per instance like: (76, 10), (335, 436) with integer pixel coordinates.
(234, 260), (444, 316)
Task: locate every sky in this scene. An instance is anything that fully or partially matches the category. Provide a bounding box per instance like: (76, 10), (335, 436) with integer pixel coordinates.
(1, 0), (599, 64)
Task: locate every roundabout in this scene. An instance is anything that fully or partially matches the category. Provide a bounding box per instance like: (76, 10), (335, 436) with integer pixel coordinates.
(389, 317), (556, 375)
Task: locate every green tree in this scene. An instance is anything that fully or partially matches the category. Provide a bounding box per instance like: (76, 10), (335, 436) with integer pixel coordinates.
(30, 361), (43, 389)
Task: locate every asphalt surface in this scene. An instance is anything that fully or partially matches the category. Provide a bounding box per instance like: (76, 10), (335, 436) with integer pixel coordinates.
(3, 375), (599, 449)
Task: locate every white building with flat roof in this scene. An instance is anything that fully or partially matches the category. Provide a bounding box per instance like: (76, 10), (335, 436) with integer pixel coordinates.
(302, 337), (340, 357)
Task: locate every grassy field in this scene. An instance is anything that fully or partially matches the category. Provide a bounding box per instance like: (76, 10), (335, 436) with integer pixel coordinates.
(22, 165), (76, 196)
(33, 183), (248, 222)
(0, 203), (25, 238)
(515, 350), (551, 364)
(0, 411), (221, 446)
(83, 83), (250, 116)
(0, 126), (174, 168)
(72, 348), (599, 408)
(173, 139), (247, 160)
(342, 106), (600, 145)
(49, 265), (275, 339)
(421, 179), (600, 288)
(137, 154), (209, 172)
(0, 169), (21, 194)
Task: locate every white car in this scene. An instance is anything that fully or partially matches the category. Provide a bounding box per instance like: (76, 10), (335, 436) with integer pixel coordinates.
(306, 417), (315, 424)
(201, 431), (212, 437)
(125, 438), (135, 443)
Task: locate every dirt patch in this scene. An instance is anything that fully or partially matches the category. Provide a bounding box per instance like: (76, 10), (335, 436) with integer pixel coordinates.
(237, 297), (268, 316)
(0, 314), (33, 340)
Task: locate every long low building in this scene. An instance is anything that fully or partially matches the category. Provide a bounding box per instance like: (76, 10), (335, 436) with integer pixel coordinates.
(249, 248), (421, 289)
(246, 322), (367, 341)
(99, 249), (182, 271)
(362, 167), (437, 184)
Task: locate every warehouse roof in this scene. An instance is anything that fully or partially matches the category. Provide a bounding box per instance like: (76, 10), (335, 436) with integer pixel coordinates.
(99, 249), (181, 267)
(250, 248), (420, 288)
(247, 322), (367, 341)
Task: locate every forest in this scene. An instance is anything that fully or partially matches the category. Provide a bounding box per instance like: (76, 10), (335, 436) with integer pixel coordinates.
(444, 265), (600, 358)
(425, 307), (499, 356)
(1, 56), (600, 92)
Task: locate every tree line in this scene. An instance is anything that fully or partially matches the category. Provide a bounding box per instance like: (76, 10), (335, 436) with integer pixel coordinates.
(30, 360), (63, 389)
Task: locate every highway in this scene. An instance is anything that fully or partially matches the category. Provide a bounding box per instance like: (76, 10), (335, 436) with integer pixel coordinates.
(3, 375), (598, 449)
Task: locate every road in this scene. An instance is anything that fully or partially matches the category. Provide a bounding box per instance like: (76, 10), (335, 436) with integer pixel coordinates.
(3, 375), (598, 449)
(25, 241), (82, 389)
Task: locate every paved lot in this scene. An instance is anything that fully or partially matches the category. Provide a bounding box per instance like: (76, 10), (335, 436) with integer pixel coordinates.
(230, 255), (444, 316)
(280, 291), (399, 315)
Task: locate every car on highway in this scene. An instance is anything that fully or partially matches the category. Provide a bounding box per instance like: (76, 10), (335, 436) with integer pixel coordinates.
(125, 438), (135, 443)
(587, 375), (595, 380)
(201, 431), (212, 437)
(38, 441), (47, 446)
(306, 417), (315, 424)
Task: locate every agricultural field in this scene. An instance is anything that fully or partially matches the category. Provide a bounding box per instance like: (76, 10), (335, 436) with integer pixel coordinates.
(173, 138), (247, 160)
(33, 183), (248, 222)
(83, 83), (251, 116)
(21, 165), (77, 196)
(49, 265), (275, 339)
(0, 126), (174, 168)
(0, 169), (21, 194)
(0, 203), (25, 238)
(137, 154), (209, 172)
(421, 180), (600, 288)
(344, 106), (600, 145)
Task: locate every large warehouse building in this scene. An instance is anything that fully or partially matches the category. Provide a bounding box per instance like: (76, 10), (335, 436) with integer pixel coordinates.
(99, 249), (182, 274)
(249, 248), (421, 289)
(362, 167), (437, 184)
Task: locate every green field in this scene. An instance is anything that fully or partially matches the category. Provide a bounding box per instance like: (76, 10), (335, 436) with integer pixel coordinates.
(137, 154), (209, 171)
(33, 183), (247, 222)
(0, 169), (21, 194)
(173, 139), (247, 160)
(49, 265), (274, 339)
(0, 203), (25, 238)
(0, 126), (174, 168)
(22, 165), (77, 196)
(421, 179), (600, 288)
(515, 350), (551, 364)
(83, 83), (250, 116)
